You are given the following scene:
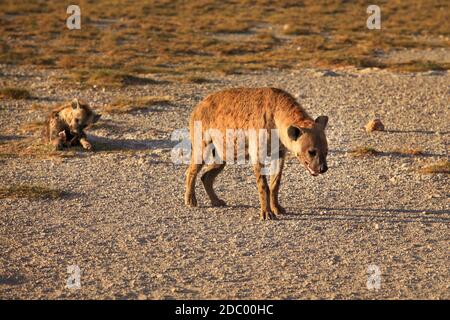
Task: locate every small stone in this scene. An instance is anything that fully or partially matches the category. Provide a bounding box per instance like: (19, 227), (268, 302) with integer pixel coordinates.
(365, 118), (385, 133)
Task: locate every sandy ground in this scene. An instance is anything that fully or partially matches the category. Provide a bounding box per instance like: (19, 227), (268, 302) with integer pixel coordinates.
(0, 65), (449, 299)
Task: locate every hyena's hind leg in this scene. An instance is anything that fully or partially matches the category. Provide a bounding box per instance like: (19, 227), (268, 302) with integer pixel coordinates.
(50, 129), (65, 150)
(201, 163), (226, 206)
(45, 117), (65, 150)
(185, 162), (203, 207)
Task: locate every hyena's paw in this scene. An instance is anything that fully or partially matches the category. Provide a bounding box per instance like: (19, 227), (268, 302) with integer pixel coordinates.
(260, 209), (278, 221)
(185, 194), (198, 207)
(271, 205), (286, 216)
(82, 142), (93, 151)
(211, 199), (226, 207)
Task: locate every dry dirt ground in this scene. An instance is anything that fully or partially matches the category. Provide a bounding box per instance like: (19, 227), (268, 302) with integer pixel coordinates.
(0, 64), (449, 299)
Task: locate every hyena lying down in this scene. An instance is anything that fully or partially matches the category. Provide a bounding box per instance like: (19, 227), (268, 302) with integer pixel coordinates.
(42, 99), (101, 150)
(185, 88), (329, 220)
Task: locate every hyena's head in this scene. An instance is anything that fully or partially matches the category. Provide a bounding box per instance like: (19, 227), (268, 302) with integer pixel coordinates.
(287, 116), (329, 176)
(68, 99), (101, 135)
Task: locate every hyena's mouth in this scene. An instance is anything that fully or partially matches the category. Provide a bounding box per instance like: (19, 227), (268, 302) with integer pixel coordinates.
(304, 161), (319, 176)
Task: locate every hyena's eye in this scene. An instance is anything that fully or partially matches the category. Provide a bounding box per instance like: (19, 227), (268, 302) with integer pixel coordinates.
(308, 149), (317, 157)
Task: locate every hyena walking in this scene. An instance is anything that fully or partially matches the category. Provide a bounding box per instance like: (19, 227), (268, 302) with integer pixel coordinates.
(184, 88), (329, 220)
(43, 99), (101, 150)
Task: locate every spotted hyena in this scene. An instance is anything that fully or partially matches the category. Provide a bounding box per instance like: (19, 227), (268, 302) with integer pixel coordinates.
(43, 99), (101, 150)
(184, 88), (329, 220)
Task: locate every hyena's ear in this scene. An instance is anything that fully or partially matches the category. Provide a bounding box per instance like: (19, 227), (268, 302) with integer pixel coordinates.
(315, 116), (328, 129)
(92, 113), (101, 123)
(287, 125), (303, 141)
(71, 98), (80, 109)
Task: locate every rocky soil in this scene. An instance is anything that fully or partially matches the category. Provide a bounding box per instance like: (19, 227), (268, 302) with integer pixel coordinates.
(0, 64), (449, 299)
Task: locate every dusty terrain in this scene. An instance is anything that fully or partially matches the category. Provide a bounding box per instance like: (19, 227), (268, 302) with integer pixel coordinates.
(0, 64), (449, 299)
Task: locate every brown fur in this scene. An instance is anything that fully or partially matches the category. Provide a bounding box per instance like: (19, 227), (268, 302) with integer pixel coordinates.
(42, 99), (101, 150)
(184, 87), (329, 220)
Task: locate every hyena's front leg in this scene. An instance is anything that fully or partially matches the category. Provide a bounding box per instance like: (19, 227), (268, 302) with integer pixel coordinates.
(253, 164), (276, 220)
(79, 134), (93, 150)
(269, 157), (286, 215)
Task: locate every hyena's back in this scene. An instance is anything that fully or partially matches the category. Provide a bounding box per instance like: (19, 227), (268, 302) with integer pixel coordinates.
(190, 87), (308, 134)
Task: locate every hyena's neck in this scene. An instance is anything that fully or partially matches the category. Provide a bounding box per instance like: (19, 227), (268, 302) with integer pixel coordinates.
(274, 102), (314, 149)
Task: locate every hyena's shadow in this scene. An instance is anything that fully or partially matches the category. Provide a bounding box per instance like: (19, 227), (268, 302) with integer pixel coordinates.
(0, 273), (26, 286)
(88, 135), (177, 153)
(281, 207), (449, 224)
(0, 134), (24, 142)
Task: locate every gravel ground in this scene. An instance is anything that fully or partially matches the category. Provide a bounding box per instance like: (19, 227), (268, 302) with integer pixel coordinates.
(0, 64), (449, 299)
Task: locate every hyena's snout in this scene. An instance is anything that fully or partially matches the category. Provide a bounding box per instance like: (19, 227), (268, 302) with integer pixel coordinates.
(319, 162), (328, 174)
(70, 121), (82, 135)
(71, 127), (82, 135)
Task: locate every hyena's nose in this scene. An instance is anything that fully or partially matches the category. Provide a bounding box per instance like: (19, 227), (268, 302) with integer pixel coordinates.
(319, 164), (328, 174)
